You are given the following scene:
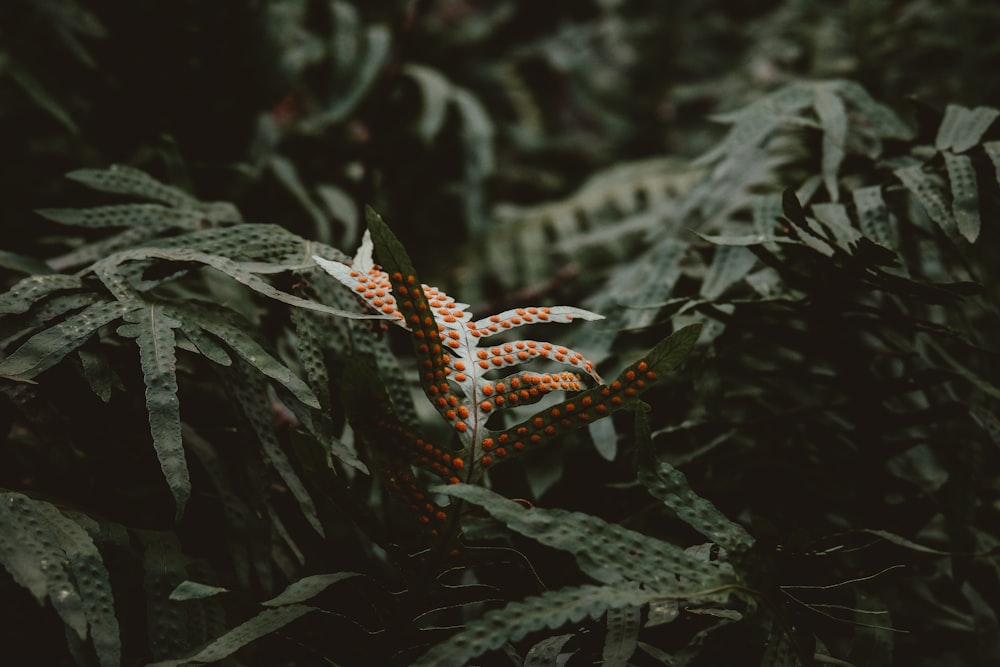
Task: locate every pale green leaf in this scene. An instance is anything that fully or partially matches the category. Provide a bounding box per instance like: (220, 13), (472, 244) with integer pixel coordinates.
(895, 165), (955, 235)
(169, 580), (231, 601)
(603, 605), (641, 667)
(524, 634), (575, 667)
(814, 83), (848, 201)
(262, 572), (361, 607)
(37, 203), (203, 230)
(943, 152), (981, 242)
(852, 185), (896, 248)
(935, 104), (999, 153)
(67, 165), (196, 207)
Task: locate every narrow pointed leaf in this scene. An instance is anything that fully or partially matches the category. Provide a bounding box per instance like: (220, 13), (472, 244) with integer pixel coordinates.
(0, 300), (131, 381)
(117, 305), (189, 520)
(147, 605), (316, 667)
(262, 572), (361, 607)
(603, 604), (642, 667)
(0, 274), (83, 315)
(935, 104), (999, 153)
(852, 185), (896, 248)
(895, 165), (955, 234)
(943, 152), (981, 242)
(67, 165), (197, 207)
(33, 503), (121, 667)
(413, 584), (662, 667)
(814, 84), (847, 200)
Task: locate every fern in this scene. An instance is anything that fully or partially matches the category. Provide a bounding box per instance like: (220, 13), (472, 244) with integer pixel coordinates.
(413, 483), (747, 666)
(315, 207), (703, 481)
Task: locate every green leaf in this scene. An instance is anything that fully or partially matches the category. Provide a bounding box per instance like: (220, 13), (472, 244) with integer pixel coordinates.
(169, 580), (231, 601)
(524, 634), (575, 667)
(814, 83), (848, 201)
(32, 503), (121, 667)
(437, 484), (736, 595)
(147, 605), (316, 667)
(261, 572), (361, 607)
(67, 165), (197, 207)
(117, 304), (189, 520)
(852, 185), (896, 248)
(36, 203), (204, 230)
(935, 104), (999, 153)
(943, 152), (981, 242)
(637, 410), (755, 555)
(811, 202), (862, 251)
(225, 361), (326, 536)
(602, 604), (642, 667)
(895, 165), (955, 235)
(193, 312), (320, 410)
(0, 493), (88, 639)
(0, 274), (83, 315)
(699, 246), (757, 300)
(0, 299), (131, 381)
(412, 584), (662, 667)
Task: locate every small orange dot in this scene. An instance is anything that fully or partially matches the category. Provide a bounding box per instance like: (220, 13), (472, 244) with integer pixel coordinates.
(455, 422), (467, 432)
(482, 438), (494, 450)
(481, 455), (493, 466)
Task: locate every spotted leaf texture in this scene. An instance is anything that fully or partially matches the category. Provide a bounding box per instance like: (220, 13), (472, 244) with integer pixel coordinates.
(314, 208), (605, 466)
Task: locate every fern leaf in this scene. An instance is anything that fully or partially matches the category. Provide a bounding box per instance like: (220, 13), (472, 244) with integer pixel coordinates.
(0, 274), (82, 315)
(699, 246), (757, 300)
(835, 80), (913, 141)
(437, 483), (737, 595)
(148, 604), (316, 667)
(943, 151), (981, 242)
(894, 165), (955, 235)
(315, 208), (605, 457)
(37, 203), (205, 230)
(413, 584), (662, 667)
(147, 605), (316, 667)
(982, 141), (1000, 190)
(851, 185), (896, 248)
(175, 305), (320, 409)
(117, 305), (189, 520)
(138, 530), (201, 660)
(47, 223), (176, 272)
(261, 572), (361, 606)
(602, 604), (642, 667)
(67, 165), (198, 206)
(33, 502), (121, 667)
(0, 492), (89, 639)
(935, 104), (1000, 153)
(225, 360), (326, 536)
(480, 323), (702, 465)
(168, 580), (231, 601)
(0, 299), (131, 381)
(813, 83), (848, 201)
(90, 246), (381, 321)
(524, 634), (575, 666)
(811, 202), (860, 251)
(636, 410), (754, 555)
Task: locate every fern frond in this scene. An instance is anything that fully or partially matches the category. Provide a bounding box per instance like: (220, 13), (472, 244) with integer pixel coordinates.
(117, 304), (188, 520)
(0, 492), (120, 666)
(314, 208), (606, 465)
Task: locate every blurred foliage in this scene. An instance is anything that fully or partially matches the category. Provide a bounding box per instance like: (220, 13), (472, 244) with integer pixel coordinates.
(1, 0), (1000, 665)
